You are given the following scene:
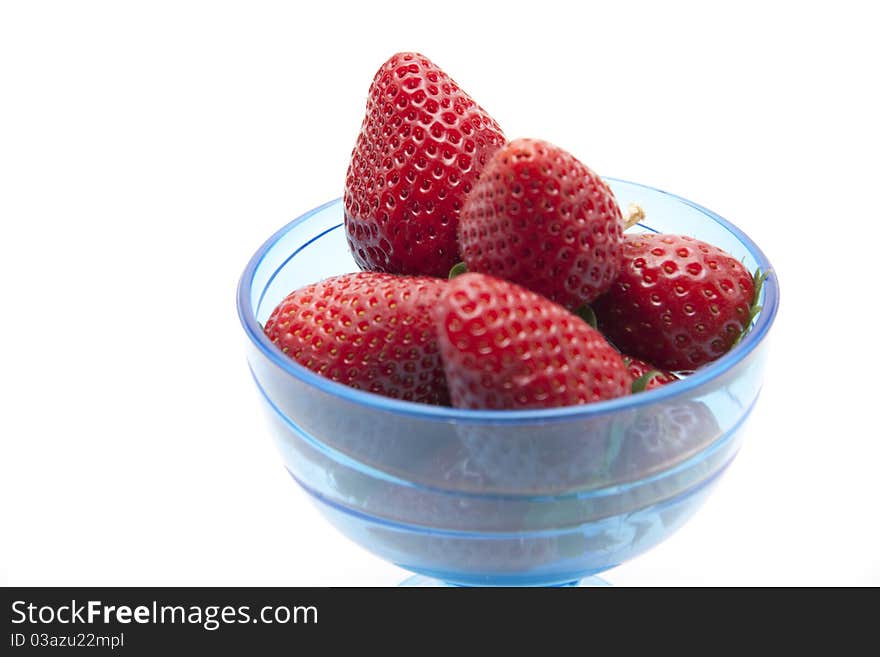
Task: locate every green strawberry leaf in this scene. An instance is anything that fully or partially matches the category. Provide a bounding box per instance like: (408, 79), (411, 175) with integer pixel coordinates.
(631, 370), (662, 394)
(600, 416), (627, 481)
(750, 267), (770, 318)
(556, 531), (591, 559)
(574, 304), (598, 329)
(732, 267), (771, 346)
(448, 262), (468, 279)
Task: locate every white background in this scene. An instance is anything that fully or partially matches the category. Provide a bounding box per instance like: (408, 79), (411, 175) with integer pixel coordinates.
(2, 1), (878, 586)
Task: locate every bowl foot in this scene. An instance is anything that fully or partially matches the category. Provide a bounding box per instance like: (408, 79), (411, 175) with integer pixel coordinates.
(399, 574), (612, 587)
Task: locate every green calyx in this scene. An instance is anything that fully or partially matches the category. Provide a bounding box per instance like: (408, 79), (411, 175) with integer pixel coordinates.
(750, 267), (770, 321)
(448, 262), (468, 279)
(732, 267), (772, 347)
(574, 304), (598, 329)
(631, 370), (662, 394)
(599, 416), (627, 480)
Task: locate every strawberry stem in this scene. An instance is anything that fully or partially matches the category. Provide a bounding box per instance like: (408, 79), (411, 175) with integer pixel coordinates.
(622, 203), (646, 231)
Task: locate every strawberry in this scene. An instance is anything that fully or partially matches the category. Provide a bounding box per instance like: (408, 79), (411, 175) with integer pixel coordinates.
(434, 272), (631, 410)
(457, 418), (620, 493)
(623, 355), (678, 392)
(344, 52), (505, 278)
(614, 400), (721, 480)
(560, 305), (677, 392)
(457, 138), (623, 308)
(592, 233), (762, 371)
(262, 272), (449, 405)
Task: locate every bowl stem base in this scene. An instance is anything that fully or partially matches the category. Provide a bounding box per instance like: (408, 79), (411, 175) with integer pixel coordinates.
(399, 574), (612, 587)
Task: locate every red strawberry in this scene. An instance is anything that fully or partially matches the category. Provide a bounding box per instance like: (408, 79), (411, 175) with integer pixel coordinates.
(344, 52), (505, 278)
(592, 233), (761, 370)
(613, 400), (721, 480)
(263, 272), (449, 405)
(434, 272), (631, 410)
(457, 138), (623, 308)
(623, 355), (678, 392)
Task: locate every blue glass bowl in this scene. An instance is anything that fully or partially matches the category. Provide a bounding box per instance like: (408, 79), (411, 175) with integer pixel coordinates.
(237, 179), (779, 586)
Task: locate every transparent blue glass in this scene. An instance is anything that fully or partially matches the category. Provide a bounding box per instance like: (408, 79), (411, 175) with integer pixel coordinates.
(236, 179), (779, 586)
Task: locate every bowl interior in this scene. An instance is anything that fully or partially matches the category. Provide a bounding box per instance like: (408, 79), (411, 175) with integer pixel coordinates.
(238, 179), (778, 584)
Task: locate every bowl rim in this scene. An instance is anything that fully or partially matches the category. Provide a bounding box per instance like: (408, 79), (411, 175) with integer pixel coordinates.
(236, 178), (779, 424)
